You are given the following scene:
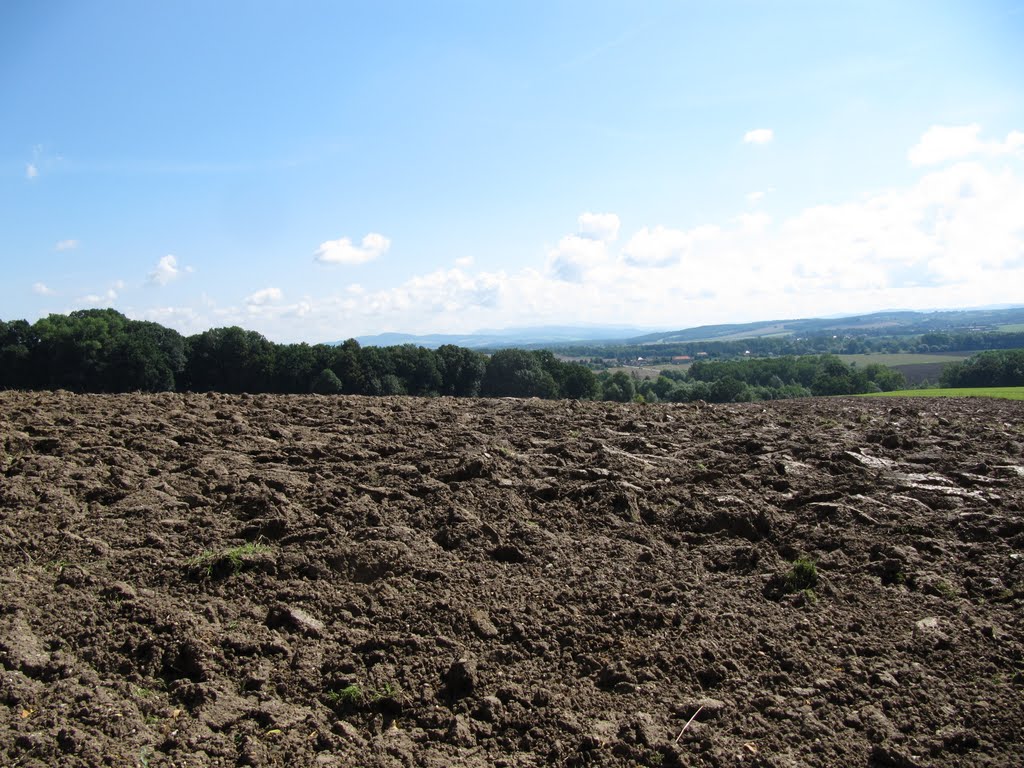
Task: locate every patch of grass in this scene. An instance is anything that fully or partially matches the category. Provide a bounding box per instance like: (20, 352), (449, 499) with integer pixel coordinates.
(784, 556), (819, 594)
(188, 542), (270, 579)
(935, 580), (957, 599)
(861, 386), (1024, 400)
(370, 682), (397, 702)
(325, 682), (399, 710)
(326, 684), (364, 707)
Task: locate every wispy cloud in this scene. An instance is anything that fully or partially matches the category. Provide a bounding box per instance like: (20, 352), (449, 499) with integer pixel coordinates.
(149, 254), (193, 285)
(743, 128), (774, 145)
(33, 282), (55, 296)
(908, 124), (1024, 166)
(55, 239), (79, 251)
(76, 280), (124, 307)
(25, 163), (38, 180)
(246, 287), (283, 306)
(577, 212), (621, 242)
(314, 232), (391, 265)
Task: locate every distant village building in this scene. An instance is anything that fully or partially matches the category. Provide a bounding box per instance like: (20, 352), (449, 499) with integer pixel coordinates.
(672, 355), (691, 362)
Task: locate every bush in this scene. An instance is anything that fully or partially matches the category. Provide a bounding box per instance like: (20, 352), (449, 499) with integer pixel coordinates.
(312, 368), (343, 394)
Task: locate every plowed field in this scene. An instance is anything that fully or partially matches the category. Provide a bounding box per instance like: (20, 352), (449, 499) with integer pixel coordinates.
(1, 392), (1022, 767)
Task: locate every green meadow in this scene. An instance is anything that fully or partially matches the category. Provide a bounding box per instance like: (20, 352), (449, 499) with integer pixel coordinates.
(862, 387), (1024, 400)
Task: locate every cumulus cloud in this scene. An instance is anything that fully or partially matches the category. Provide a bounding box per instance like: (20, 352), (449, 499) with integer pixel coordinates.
(547, 235), (611, 282)
(314, 232), (391, 265)
(55, 239), (79, 251)
(149, 254), (193, 285)
(76, 282), (122, 307)
(33, 282), (55, 296)
(622, 224), (721, 267)
(577, 212), (620, 242)
(131, 306), (205, 335)
(25, 163), (38, 180)
(246, 287), (283, 306)
(909, 124), (1024, 166)
(743, 128), (774, 145)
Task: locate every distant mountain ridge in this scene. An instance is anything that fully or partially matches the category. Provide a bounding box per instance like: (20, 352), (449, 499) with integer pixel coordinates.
(340, 306), (1024, 350)
(620, 307), (1024, 346)
(349, 325), (652, 349)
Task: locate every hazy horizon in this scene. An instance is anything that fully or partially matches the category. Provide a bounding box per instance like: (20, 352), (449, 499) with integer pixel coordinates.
(4, 1), (1023, 344)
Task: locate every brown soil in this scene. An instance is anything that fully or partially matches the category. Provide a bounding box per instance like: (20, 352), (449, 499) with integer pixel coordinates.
(1, 392), (1023, 767)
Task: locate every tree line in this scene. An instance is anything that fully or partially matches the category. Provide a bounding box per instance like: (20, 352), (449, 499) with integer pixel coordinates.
(1, 309), (914, 402)
(601, 354), (905, 404)
(940, 349), (1024, 388)
(0, 309), (600, 398)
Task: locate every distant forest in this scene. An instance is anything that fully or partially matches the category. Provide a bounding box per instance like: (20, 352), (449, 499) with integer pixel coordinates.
(1, 309), (1018, 403)
(555, 329), (1024, 366)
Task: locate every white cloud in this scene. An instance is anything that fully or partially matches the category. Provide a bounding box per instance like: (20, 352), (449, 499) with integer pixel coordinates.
(909, 124), (1024, 166)
(743, 129), (774, 145)
(455, 256), (475, 268)
(622, 224), (720, 267)
(747, 188), (775, 204)
(76, 282), (121, 307)
(547, 234), (611, 282)
(314, 232), (391, 265)
(131, 306), (204, 334)
(55, 239), (79, 251)
(246, 287), (283, 306)
(577, 211), (621, 242)
(149, 254), (192, 285)
(33, 282), (55, 296)
(25, 163), (38, 180)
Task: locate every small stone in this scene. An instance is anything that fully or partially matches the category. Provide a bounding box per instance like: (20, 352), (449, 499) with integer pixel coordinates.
(474, 695), (503, 722)
(859, 706), (896, 744)
(447, 714), (474, 746)
(870, 671), (900, 688)
(870, 744), (920, 767)
(625, 712), (660, 747)
(675, 697), (727, 720)
(265, 605), (325, 638)
(444, 657), (478, 698)
(468, 610), (499, 639)
(333, 720), (364, 744)
(103, 581), (137, 600)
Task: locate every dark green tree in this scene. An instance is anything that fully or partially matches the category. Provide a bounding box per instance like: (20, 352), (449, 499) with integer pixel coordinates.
(482, 349), (556, 398)
(312, 367), (344, 394)
(183, 326), (276, 392)
(436, 344), (487, 397)
(601, 371), (636, 402)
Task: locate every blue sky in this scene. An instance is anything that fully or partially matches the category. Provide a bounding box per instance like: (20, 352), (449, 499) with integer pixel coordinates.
(3, 0), (1023, 342)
